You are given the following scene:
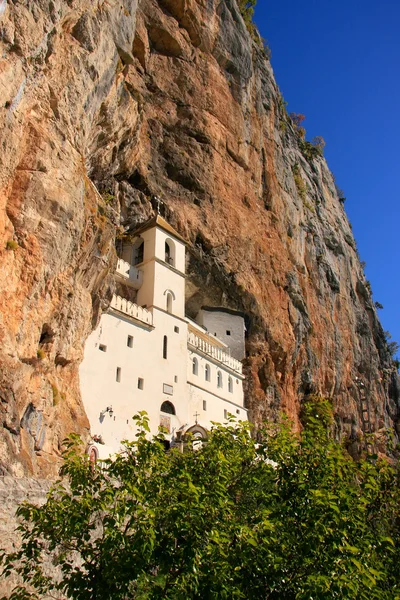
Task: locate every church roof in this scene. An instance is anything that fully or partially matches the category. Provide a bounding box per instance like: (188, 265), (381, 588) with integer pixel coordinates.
(133, 214), (186, 243)
(201, 306), (246, 319)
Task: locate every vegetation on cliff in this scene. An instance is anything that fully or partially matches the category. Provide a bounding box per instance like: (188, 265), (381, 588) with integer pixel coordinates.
(1, 401), (399, 599)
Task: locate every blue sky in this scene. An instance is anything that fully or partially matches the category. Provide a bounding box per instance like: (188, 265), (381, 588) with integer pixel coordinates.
(253, 0), (400, 356)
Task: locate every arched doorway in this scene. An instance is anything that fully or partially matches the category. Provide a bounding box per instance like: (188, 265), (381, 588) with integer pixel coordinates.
(160, 401), (176, 435)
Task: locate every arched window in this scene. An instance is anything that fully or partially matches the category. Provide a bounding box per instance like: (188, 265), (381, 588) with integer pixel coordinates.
(205, 364), (210, 382)
(217, 371), (223, 388)
(166, 292), (173, 313)
(228, 376), (233, 393)
(165, 241), (172, 265)
(192, 357), (198, 375)
(163, 335), (168, 359)
(164, 238), (176, 266)
(133, 240), (144, 265)
(161, 401), (175, 415)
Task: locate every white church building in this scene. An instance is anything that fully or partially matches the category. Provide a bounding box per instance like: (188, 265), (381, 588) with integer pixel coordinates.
(79, 214), (247, 459)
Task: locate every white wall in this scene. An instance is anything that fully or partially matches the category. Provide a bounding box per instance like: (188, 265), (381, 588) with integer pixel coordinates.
(80, 309), (247, 456)
(197, 309), (246, 361)
(79, 221), (247, 458)
(187, 384), (247, 432)
(187, 349), (244, 405)
(135, 227), (186, 318)
(79, 308), (190, 454)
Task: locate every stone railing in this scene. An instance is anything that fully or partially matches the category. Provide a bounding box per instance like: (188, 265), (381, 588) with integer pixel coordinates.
(110, 295), (153, 326)
(116, 258), (143, 289)
(187, 332), (243, 374)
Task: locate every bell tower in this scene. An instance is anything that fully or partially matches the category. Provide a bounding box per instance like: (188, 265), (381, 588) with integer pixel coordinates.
(132, 215), (186, 318)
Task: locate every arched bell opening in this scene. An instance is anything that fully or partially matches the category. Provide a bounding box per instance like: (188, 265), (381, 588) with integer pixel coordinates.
(165, 238), (176, 267)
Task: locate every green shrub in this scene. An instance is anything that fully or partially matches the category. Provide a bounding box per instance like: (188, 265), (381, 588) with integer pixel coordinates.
(52, 385), (61, 406)
(292, 164), (307, 201)
(334, 183), (346, 203)
(261, 37), (271, 59)
(102, 192), (115, 205)
(384, 330), (400, 358)
(311, 135), (326, 153)
(289, 114), (325, 160)
(238, 0), (257, 26)
(300, 138), (323, 160)
(237, 0), (263, 46)
(1, 407), (399, 599)
(6, 240), (18, 251)
(37, 348), (46, 360)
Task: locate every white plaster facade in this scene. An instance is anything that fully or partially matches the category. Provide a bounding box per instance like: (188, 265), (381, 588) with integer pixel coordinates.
(196, 307), (247, 361)
(79, 215), (247, 458)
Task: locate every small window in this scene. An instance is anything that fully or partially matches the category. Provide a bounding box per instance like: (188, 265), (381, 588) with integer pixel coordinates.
(174, 375), (178, 383)
(116, 367), (121, 383)
(236, 409), (240, 415)
(166, 293), (173, 314)
(224, 409), (228, 419)
(192, 357), (198, 376)
(163, 335), (168, 359)
(217, 371), (223, 388)
(228, 376), (233, 393)
(138, 378), (144, 390)
(226, 330), (231, 336)
(127, 335), (133, 348)
(205, 364), (211, 382)
(161, 401), (175, 415)
(99, 344), (107, 352)
(174, 326), (179, 333)
(203, 400), (207, 411)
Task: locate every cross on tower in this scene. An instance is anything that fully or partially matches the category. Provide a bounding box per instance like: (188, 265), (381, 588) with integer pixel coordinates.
(153, 195), (163, 214)
(193, 411), (199, 424)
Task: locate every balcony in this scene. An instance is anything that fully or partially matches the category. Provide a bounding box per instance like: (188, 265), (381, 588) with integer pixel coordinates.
(116, 258), (143, 289)
(110, 295), (153, 326)
(187, 332), (243, 374)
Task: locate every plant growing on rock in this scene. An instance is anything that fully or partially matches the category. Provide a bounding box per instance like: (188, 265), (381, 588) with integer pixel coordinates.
(237, 0), (264, 46)
(289, 114), (326, 159)
(261, 37), (272, 59)
(334, 182), (346, 203)
(300, 138), (324, 160)
(311, 135), (326, 153)
(290, 112), (306, 139)
(5, 239), (18, 250)
(1, 404), (399, 599)
(384, 331), (400, 358)
(292, 163), (307, 201)
(238, 0), (257, 27)
(101, 192), (115, 205)
(36, 348), (46, 360)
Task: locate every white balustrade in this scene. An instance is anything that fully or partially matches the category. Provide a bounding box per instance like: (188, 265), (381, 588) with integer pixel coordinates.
(110, 295), (153, 326)
(187, 332), (243, 374)
(116, 258), (143, 289)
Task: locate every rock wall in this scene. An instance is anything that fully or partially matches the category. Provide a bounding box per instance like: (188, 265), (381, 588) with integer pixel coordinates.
(0, 476), (52, 596)
(0, 0), (399, 476)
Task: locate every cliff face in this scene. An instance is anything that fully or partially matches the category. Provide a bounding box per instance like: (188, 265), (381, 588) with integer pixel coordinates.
(0, 0), (398, 475)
